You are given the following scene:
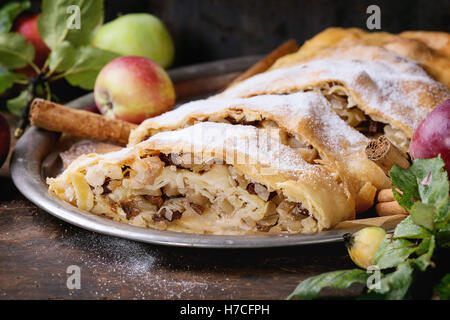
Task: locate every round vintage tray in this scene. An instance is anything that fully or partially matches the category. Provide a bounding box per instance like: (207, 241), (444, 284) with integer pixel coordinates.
(10, 56), (363, 248)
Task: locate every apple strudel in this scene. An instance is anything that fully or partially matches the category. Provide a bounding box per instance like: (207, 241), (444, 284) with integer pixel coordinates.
(270, 27), (450, 88)
(129, 92), (390, 212)
(47, 122), (355, 235)
(219, 45), (450, 153)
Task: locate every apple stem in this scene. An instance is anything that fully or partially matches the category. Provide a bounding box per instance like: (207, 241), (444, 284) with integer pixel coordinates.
(13, 79), (29, 85)
(41, 58), (50, 75)
(28, 61), (42, 75)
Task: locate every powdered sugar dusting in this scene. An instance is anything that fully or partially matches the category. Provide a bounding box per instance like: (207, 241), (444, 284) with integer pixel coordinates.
(58, 230), (217, 299)
(134, 92), (366, 154)
(221, 54), (450, 133)
(144, 122), (320, 177)
(64, 231), (156, 276)
(69, 121), (325, 180)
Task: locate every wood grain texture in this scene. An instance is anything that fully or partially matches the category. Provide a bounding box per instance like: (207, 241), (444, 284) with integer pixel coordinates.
(0, 179), (362, 300)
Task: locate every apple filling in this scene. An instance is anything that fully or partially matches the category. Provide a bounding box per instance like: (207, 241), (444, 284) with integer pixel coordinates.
(145, 112), (321, 165)
(306, 82), (410, 152)
(223, 116), (320, 164)
(52, 152), (320, 235)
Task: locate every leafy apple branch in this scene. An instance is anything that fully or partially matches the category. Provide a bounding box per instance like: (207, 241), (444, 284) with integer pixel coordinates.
(288, 156), (449, 300)
(0, 0), (118, 137)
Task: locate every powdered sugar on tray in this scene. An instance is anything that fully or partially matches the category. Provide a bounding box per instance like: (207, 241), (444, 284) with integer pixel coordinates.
(59, 230), (218, 299)
(64, 231), (157, 276)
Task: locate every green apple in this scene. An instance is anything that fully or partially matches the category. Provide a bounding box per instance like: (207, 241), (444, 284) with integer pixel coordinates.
(92, 13), (175, 68)
(94, 56), (175, 124)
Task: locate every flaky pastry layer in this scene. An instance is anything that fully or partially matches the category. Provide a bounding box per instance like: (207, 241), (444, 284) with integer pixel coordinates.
(219, 45), (450, 152)
(270, 27), (450, 88)
(48, 122), (355, 235)
(129, 92), (390, 212)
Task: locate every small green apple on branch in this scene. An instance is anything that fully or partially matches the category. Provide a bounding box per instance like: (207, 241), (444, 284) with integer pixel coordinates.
(0, 0), (119, 137)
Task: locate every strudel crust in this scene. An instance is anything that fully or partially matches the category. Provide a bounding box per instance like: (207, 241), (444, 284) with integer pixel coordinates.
(48, 122), (355, 235)
(47, 29), (450, 235)
(270, 27), (450, 88)
(399, 31), (450, 60)
(219, 45), (450, 152)
(129, 92), (390, 212)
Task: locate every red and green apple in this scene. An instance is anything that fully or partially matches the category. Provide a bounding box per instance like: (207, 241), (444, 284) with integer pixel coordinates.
(94, 56), (175, 124)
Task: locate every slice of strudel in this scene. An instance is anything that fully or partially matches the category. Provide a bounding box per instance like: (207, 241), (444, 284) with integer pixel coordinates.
(129, 92), (390, 212)
(219, 45), (450, 153)
(48, 122), (355, 235)
(269, 27), (450, 88)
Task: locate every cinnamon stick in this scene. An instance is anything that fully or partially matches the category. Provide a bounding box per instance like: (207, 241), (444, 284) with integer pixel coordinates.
(334, 214), (406, 230)
(376, 201), (408, 216)
(365, 135), (410, 175)
(227, 39), (298, 88)
(29, 43), (299, 145)
(29, 99), (137, 145)
(377, 188), (405, 202)
(377, 188), (395, 202)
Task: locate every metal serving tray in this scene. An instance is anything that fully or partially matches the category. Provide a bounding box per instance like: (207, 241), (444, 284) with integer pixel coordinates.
(10, 56), (361, 248)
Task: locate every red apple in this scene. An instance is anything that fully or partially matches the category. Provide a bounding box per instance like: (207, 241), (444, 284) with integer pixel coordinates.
(14, 14), (50, 75)
(94, 56), (175, 124)
(0, 113), (11, 168)
(409, 99), (450, 174)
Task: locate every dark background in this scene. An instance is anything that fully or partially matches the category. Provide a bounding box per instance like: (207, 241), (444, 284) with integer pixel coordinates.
(35, 0), (450, 67)
(18, 0), (448, 101)
(104, 0), (450, 67)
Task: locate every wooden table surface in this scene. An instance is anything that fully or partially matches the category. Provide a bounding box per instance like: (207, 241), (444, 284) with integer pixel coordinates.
(0, 113), (360, 300)
(0, 176), (361, 300)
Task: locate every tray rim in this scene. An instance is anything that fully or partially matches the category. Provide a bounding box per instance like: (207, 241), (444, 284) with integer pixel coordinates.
(10, 56), (361, 248)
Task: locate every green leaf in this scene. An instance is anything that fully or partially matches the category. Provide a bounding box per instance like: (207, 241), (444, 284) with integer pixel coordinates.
(434, 274), (450, 300)
(38, 0), (103, 50)
(0, 32), (34, 68)
(287, 269), (368, 300)
(414, 236), (435, 271)
(393, 216), (431, 240)
(415, 235), (433, 256)
(370, 262), (414, 300)
(6, 88), (27, 116)
(62, 46), (118, 90)
(0, 1), (31, 34)
(434, 199), (450, 231)
(410, 201), (435, 231)
(436, 224), (450, 248)
(48, 41), (75, 74)
(0, 64), (25, 94)
(413, 157), (448, 208)
(390, 165), (420, 210)
(390, 157), (449, 212)
(374, 238), (417, 270)
(0, 68), (15, 93)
